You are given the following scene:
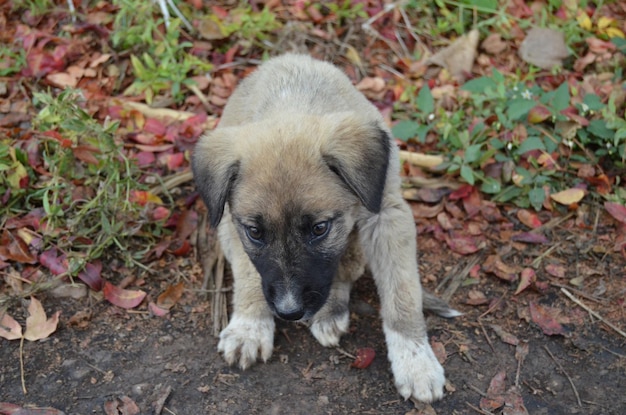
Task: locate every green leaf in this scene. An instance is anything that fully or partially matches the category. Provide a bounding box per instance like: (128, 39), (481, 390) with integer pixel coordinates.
(460, 164), (475, 185)
(507, 99), (536, 121)
(611, 37), (626, 54)
(552, 82), (570, 112)
(528, 187), (545, 211)
(416, 85), (434, 114)
(480, 177), (501, 194)
(494, 185), (524, 203)
(461, 76), (497, 93)
(582, 93), (604, 111)
(460, 0), (497, 11)
(130, 55), (146, 79)
(588, 119), (615, 139)
(516, 136), (546, 155)
(392, 120), (420, 141)
(464, 143), (483, 164)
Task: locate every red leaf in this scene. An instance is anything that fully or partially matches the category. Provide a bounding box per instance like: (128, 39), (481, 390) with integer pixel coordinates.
(351, 347), (375, 369)
(168, 240), (191, 256)
(0, 230), (38, 264)
(78, 261), (103, 291)
(156, 282), (185, 310)
(511, 232), (550, 244)
(144, 118), (167, 135)
(448, 184), (474, 200)
(516, 209), (542, 228)
(103, 282), (146, 309)
(480, 371), (506, 410)
(605, 202), (626, 224)
(39, 248), (68, 275)
(444, 233), (481, 255)
(529, 302), (567, 336)
(514, 268), (536, 295)
(545, 263), (566, 278)
(527, 105), (551, 124)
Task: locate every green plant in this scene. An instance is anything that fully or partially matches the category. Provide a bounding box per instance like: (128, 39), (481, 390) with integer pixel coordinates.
(0, 46), (25, 76)
(393, 69), (625, 210)
(124, 20), (213, 103)
(22, 89), (162, 274)
(12, 0), (54, 16)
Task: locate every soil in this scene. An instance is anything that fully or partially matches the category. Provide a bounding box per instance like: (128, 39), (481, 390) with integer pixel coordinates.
(1, 223), (625, 415)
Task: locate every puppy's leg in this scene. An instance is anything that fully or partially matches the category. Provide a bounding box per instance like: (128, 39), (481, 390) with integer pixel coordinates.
(310, 232), (364, 347)
(358, 195), (445, 403)
(217, 214), (275, 369)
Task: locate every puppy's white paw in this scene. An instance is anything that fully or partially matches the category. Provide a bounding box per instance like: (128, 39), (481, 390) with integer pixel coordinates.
(217, 314), (275, 369)
(310, 312), (349, 347)
(384, 327), (445, 403)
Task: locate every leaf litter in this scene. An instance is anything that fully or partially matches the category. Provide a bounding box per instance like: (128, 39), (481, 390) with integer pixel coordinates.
(0, 0), (625, 413)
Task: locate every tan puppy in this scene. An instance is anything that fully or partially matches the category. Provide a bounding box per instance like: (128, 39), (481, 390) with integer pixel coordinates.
(192, 54), (459, 403)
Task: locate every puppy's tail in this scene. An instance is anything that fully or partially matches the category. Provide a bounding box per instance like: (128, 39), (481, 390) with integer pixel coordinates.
(423, 291), (462, 318)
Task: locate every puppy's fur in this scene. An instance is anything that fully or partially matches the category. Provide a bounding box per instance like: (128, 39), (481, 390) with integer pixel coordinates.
(192, 54), (458, 403)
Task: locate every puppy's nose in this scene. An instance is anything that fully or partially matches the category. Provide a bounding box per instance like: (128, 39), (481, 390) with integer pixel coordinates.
(276, 307), (305, 321)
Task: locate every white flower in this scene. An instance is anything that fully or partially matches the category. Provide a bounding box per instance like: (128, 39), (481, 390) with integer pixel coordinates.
(428, 113), (435, 121)
(521, 89), (533, 100)
(581, 103), (589, 112)
(506, 142), (513, 150)
(564, 139), (574, 148)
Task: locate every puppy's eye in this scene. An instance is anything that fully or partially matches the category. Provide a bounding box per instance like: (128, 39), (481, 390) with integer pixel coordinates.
(311, 221), (330, 238)
(246, 226), (263, 241)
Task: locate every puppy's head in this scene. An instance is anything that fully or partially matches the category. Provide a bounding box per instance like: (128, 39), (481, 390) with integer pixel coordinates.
(192, 113), (390, 321)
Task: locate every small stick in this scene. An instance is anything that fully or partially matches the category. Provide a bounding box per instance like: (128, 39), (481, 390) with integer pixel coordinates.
(561, 288), (626, 339)
(478, 291), (507, 319)
(466, 402), (493, 415)
(544, 345), (582, 407)
(478, 320), (496, 354)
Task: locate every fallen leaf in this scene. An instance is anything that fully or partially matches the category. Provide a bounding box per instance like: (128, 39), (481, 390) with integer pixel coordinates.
(511, 232), (550, 244)
(605, 202), (626, 224)
(444, 233), (481, 255)
(466, 289), (489, 306)
(430, 340), (447, 364)
(39, 248), (69, 276)
(0, 312), (23, 340)
(351, 347), (375, 369)
(550, 188), (585, 205)
(410, 202), (444, 219)
(0, 403), (66, 414)
(0, 230), (38, 264)
(491, 324), (520, 346)
(77, 261), (103, 291)
(480, 371), (506, 411)
(517, 209), (542, 229)
(428, 29), (479, 80)
(483, 255), (518, 282)
(529, 302), (567, 336)
(103, 282), (146, 309)
(23, 297), (60, 341)
(544, 263), (566, 278)
(519, 27), (569, 69)
(156, 282), (185, 310)
(481, 33), (507, 55)
(514, 268), (536, 295)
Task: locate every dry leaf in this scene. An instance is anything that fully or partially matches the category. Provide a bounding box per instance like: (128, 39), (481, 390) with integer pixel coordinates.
(604, 202), (626, 224)
(0, 312), (23, 340)
(481, 33), (507, 55)
(528, 302), (567, 336)
(428, 29), (479, 80)
(550, 188), (585, 205)
(23, 297), (60, 341)
(103, 282), (147, 309)
(519, 27), (569, 69)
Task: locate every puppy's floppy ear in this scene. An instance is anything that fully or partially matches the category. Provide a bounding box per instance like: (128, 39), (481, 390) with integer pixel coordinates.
(322, 113), (391, 213)
(192, 128), (240, 227)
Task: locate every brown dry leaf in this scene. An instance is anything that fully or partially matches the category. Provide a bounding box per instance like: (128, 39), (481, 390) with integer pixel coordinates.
(514, 268), (536, 295)
(519, 27), (569, 69)
(545, 263), (566, 278)
(483, 255), (519, 282)
(480, 370), (506, 411)
(410, 201), (444, 219)
(427, 29), (479, 80)
(528, 302), (567, 336)
(550, 188), (585, 205)
(491, 324), (520, 346)
(156, 282), (185, 310)
(0, 312), (22, 340)
(481, 33), (507, 55)
(466, 289), (489, 306)
(516, 209), (542, 229)
(23, 297), (60, 341)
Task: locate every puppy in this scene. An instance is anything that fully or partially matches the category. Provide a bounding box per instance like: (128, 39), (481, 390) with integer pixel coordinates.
(192, 54), (459, 403)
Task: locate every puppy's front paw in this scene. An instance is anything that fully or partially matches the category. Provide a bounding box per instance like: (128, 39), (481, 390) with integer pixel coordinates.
(217, 314), (275, 369)
(310, 311), (349, 347)
(384, 328), (445, 403)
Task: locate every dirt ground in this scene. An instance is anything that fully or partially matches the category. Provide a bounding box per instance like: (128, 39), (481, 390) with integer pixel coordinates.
(1, 221), (625, 415)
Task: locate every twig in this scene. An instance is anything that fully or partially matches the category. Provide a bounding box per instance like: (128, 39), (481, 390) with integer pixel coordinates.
(186, 83), (211, 113)
(150, 170), (193, 195)
(478, 320), (496, 354)
(442, 255), (481, 302)
(544, 345), (582, 407)
(398, 150), (444, 168)
(549, 282), (607, 305)
(20, 336), (27, 394)
(478, 290), (507, 319)
(334, 346), (356, 360)
(561, 288), (626, 339)
(466, 402), (493, 414)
